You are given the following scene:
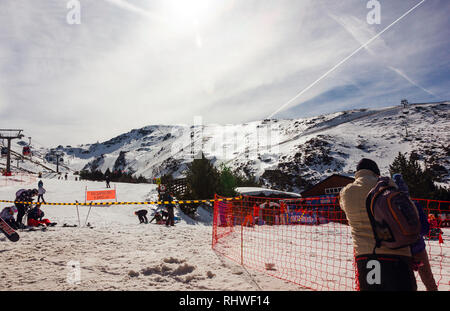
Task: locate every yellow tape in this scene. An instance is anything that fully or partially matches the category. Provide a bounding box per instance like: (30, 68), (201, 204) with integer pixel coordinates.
(0, 197), (241, 206)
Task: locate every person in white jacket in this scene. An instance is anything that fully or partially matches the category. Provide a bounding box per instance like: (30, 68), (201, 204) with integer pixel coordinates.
(37, 184), (46, 204)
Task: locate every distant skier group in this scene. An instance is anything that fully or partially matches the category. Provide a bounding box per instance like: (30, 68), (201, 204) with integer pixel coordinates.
(0, 180), (56, 231)
(134, 184), (176, 227)
(57, 173), (69, 180)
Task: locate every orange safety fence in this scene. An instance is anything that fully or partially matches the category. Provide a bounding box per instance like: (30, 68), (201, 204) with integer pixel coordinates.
(212, 194), (450, 291)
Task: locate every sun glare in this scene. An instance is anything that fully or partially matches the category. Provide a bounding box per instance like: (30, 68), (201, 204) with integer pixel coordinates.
(164, 0), (213, 24)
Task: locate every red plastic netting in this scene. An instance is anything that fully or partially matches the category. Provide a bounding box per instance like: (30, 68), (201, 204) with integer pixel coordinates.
(212, 194), (450, 291)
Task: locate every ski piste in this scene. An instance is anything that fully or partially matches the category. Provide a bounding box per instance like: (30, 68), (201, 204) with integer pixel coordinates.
(0, 218), (20, 242)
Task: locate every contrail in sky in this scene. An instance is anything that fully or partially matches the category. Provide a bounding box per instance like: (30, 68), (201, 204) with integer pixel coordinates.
(267, 0), (428, 118)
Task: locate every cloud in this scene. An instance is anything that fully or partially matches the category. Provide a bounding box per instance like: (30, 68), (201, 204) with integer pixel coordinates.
(386, 66), (437, 98)
(328, 7), (439, 99)
(0, 0), (448, 146)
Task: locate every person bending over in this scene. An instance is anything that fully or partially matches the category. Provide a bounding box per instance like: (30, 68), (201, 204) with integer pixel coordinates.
(134, 210), (148, 224)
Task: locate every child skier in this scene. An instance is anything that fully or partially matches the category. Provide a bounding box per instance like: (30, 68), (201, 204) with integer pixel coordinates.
(37, 183), (46, 204)
(134, 210), (148, 224)
(149, 208), (169, 224)
(27, 204), (56, 227)
(164, 193), (175, 227)
(0, 206), (19, 229)
(393, 173), (438, 291)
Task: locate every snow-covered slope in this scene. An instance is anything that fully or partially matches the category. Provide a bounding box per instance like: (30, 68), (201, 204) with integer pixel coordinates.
(30, 102), (450, 192)
(0, 178), (448, 291)
(0, 178), (300, 291)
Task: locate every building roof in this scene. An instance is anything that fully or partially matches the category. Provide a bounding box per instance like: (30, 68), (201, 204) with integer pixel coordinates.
(235, 187), (301, 198)
(300, 174), (354, 196)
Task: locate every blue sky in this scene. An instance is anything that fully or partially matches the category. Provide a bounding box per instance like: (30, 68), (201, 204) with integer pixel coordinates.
(0, 0), (449, 146)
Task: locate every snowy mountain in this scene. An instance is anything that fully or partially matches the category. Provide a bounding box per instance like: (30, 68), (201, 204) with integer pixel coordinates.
(29, 101), (450, 191)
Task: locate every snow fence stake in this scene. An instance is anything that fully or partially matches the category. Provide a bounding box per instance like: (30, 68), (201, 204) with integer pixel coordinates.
(84, 204), (92, 227)
(75, 200), (81, 228)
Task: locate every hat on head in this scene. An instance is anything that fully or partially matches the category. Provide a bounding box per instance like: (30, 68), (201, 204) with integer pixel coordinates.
(356, 158), (380, 176)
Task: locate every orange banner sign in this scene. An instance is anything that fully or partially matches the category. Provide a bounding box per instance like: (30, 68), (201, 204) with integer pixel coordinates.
(86, 190), (116, 201)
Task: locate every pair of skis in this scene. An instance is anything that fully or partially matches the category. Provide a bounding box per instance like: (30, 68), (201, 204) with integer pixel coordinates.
(0, 219), (59, 242)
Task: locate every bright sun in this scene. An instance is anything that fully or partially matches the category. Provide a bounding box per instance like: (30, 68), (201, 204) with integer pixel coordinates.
(164, 0), (213, 24)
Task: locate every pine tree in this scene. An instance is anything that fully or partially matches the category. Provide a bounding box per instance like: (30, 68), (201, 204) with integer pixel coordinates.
(389, 152), (449, 200)
(235, 173), (260, 188)
(389, 152), (409, 179)
(184, 152), (220, 200)
(218, 164), (238, 197)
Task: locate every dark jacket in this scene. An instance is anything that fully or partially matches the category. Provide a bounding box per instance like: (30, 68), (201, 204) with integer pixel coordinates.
(16, 190), (33, 206)
(28, 207), (44, 220)
(392, 173), (430, 255)
(410, 202), (429, 254)
(135, 210), (148, 217)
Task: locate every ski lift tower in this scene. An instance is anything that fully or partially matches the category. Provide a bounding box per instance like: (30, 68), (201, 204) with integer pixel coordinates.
(401, 99), (409, 108)
(55, 151), (64, 173)
(401, 99), (409, 137)
(0, 129), (24, 175)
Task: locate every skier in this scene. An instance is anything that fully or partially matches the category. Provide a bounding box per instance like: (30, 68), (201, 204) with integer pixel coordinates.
(27, 203), (56, 227)
(428, 214), (442, 241)
(134, 209), (148, 224)
(149, 211), (163, 224)
(242, 204), (254, 227)
(37, 182), (46, 204)
(149, 208), (169, 224)
(393, 173), (438, 291)
(15, 189), (38, 229)
(258, 201), (268, 225)
(279, 201), (288, 225)
(164, 192), (175, 227)
(0, 206), (19, 229)
(105, 175), (111, 188)
(259, 200), (279, 225)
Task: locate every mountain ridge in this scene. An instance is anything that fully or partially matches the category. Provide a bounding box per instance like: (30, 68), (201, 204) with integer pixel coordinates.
(4, 101), (448, 193)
